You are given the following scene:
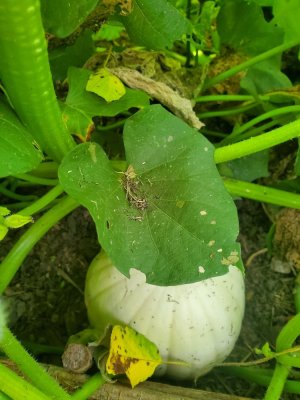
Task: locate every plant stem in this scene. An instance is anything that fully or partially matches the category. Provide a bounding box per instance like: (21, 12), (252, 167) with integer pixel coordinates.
(226, 119), (283, 145)
(203, 39), (300, 90)
(264, 313), (300, 400)
(221, 366), (300, 394)
(30, 162), (59, 179)
(21, 341), (64, 356)
(198, 102), (257, 119)
(226, 105), (300, 138)
(223, 178), (300, 209)
(20, 184), (64, 216)
(13, 174), (59, 186)
(214, 118), (300, 164)
(0, 327), (70, 399)
(263, 363), (290, 400)
(71, 373), (104, 400)
(0, 0), (75, 162)
(0, 186), (37, 202)
(0, 195), (79, 294)
(97, 119), (126, 131)
(195, 94), (270, 102)
(0, 363), (52, 400)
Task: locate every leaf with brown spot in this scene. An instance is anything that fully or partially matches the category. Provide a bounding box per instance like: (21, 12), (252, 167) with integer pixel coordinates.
(106, 325), (162, 387)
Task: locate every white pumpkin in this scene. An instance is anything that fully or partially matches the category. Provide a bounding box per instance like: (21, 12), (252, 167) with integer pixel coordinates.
(85, 252), (245, 380)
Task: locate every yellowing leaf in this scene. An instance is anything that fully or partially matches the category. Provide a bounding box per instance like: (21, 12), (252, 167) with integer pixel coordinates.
(0, 207), (10, 217)
(106, 325), (162, 387)
(0, 207), (33, 240)
(0, 225), (8, 241)
(4, 214), (33, 229)
(86, 68), (126, 102)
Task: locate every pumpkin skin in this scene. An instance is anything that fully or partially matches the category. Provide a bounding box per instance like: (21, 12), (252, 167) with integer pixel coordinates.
(85, 252), (245, 380)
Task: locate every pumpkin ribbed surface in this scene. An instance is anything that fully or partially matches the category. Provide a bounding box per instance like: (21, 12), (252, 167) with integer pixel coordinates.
(85, 252), (245, 380)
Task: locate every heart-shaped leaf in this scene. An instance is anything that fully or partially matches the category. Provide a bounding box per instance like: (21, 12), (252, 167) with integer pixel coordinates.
(40, 0), (98, 38)
(59, 105), (242, 285)
(119, 0), (191, 50)
(0, 100), (43, 178)
(63, 67), (150, 140)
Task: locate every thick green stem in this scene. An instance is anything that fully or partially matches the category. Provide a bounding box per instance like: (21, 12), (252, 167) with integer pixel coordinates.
(223, 178), (300, 209)
(224, 105), (300, 141)
(214, 118), (300, 164)
(198, 103), (257, 119)
(221, 366), (300, 394)
(0, 327), (70, 399)
(263, 363), (290, 400)
(264, 314), (300, 400)
(13, 174), (58, 186)
(195, 94), (270, 102)
(30, 162), (59, 179)
(20, 184), (64, 216)
(0, 363), (52, 400)
(203, 39), (300, 90)
(0, 196), (79, 294)
(0, 0), (75, 162)
(0, 185), (37, 202)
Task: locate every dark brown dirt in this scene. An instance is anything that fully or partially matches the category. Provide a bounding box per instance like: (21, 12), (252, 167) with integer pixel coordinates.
(0, 199), (298, 399)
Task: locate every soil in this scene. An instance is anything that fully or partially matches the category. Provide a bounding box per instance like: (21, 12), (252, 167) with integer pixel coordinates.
(0, 199), (298, 399)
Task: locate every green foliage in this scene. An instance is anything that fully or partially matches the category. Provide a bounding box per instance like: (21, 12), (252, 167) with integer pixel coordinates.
(218, 0), (283, 55)
(0, 100), (43, 178)
(0, 299), (6, 340)
(0, 207), (33, 241)
(40, 0), (98, 38)
(86, 68), (126, 102)
(219, 151), (269, 182)
(273, 0), (300, 43)
(2, 0), (300, 396)
(92, 21), (125, 41)
(240, 57), (292, 95)
(194, 1), (221, 53)
(120, 0), (191, 50)
(59, 105), (242, 285)
(62, 67), (149, 140)
(49, 30), (95, 81)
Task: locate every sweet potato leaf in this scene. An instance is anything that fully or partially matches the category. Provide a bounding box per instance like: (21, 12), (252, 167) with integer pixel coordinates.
(59, 105), (242, 286)
(119, 0), (191, 50)
(218, 0), (283, 55)
(240, 58), (292, 95)
(40, 0), (98, 38)
(63, 67), (149, 140)
(49, 30), (95, 81)
(219, 151), (269, 182)
(0, 100), (43, 178)
(272, 0), (300, 43)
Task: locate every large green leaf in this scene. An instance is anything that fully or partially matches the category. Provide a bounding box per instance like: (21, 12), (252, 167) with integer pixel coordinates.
(63, 67), (150, 140)
(218, 0), (283, 55)
(49, 30), (94, 81)
(0, 100), (43, 178)
(40, 0), (98, 38)
(219, 151), (269, 182)
(59, 105), (242, 286)
(240, 57), (292, 95)
(272, 0), (300, 42)
(120, 0), (191, 50)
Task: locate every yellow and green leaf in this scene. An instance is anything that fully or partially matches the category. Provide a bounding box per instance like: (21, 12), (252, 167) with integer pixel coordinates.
(86, 68), (126, 102)
(106, 325), (162, 388)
